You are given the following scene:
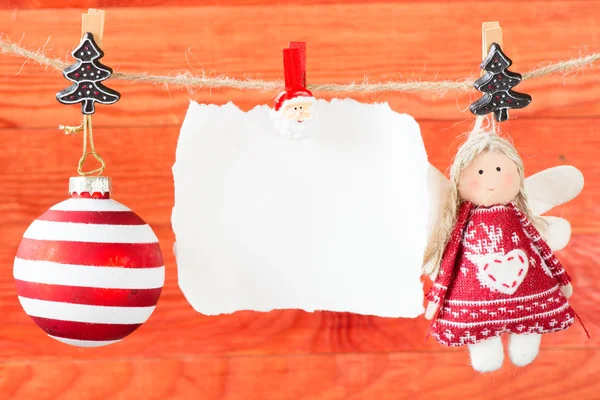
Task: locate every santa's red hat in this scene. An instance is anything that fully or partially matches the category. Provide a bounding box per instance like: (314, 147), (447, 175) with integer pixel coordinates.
(275, 42), (316, 112)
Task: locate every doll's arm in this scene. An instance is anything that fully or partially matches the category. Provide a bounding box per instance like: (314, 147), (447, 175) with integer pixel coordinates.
(510, 204), (572, 287)
(425, 201), (474, 310)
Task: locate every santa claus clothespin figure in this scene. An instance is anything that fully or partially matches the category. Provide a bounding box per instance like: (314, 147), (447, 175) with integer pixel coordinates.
(271, 42), (317, 139)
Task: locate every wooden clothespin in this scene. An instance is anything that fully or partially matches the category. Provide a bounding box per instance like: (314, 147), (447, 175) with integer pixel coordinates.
(57, 7), (120, 116)
(82, 8), (105, 48)
(282, 47), (304, 92)
(470, 21), (531, 122)
(482, 21), (502, 61)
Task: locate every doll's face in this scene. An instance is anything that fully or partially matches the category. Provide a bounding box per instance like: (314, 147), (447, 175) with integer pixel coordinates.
(458, 151), (521, 207)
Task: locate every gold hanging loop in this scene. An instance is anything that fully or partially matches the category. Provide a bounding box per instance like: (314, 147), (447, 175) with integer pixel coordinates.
(59, 114), (106, 176)
(59, 123), (84, 135)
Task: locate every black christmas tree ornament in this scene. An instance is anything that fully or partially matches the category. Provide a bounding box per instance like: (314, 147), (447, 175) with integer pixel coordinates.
(57, 32), (120, 114)
(469, 42), (531, 122)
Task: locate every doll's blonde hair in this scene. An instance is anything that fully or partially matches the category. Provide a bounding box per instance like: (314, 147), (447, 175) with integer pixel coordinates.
(422, 119), (543, 278)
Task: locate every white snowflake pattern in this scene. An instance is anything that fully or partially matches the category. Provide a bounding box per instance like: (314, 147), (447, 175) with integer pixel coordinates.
(530, 257), (537, 266)
(463, 223), (505, 267)
(511, 231), (520, 245)
(530, 243), (553, 277)
(528, 322), (543, 333)
(459, 331), (477, 345)
(444, 330), (455, 340)
(561, 314), (574, 329)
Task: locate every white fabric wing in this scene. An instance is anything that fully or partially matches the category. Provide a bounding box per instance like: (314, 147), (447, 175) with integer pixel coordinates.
(525, 166), (583, 250)
(525, 166), (584, 215)
(539, 216), (572, 251)
(173, 100), (430, 317)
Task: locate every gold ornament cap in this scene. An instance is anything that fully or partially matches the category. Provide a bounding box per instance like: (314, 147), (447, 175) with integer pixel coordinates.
(68, 176), (112, 195)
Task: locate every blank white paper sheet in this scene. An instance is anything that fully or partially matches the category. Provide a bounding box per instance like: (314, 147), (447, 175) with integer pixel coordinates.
(172, 99), (430, 317)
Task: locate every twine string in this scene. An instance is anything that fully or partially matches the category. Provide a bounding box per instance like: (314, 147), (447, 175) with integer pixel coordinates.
(0, 38), (598, 94)
(60, 114), (106, 176)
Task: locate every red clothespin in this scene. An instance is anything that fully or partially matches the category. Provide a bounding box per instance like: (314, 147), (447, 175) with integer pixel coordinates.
(274, 41), (316, 112)
(271, 42), (317, 139)
(289, 41), (306, 87)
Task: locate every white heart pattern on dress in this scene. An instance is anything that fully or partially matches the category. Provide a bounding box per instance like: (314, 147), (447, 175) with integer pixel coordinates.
(476, 249), (529, 295)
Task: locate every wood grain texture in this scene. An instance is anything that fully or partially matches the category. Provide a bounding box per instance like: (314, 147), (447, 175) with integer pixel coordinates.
(1, 1), (599, 399)
(0, 228), (596, 362)
(0, 118), (597, 362)
(2, 0), (576, 9)
(0, 119), (597, 228)
(1, 2), (600, 130)
(1, 349), (600, 400)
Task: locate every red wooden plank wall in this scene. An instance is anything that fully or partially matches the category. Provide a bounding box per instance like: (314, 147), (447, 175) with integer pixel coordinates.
(0, 1), (598, 399)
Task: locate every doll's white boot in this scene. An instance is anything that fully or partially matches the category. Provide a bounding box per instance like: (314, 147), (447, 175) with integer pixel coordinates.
(508, 333), (541, 367)
(468, 336), (504, 373)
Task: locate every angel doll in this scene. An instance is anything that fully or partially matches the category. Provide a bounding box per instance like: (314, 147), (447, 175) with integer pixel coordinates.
(423, 125), (577, 373)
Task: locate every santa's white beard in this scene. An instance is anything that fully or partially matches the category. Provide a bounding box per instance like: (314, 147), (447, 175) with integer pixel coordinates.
(271, 111), (315, 140)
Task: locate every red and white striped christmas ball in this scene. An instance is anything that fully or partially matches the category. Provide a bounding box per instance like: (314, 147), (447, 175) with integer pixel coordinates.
(13, 176), (164, 347)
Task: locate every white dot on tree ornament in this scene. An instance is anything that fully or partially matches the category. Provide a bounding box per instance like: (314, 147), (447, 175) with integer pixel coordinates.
(87, 52), (91, 55)
(493, 103), (497, 106)
(103, 96), (107, 100)
(81, 68), (85, 71)
(83, 74), (87, 77)
(80, 52), (84, 56)
(78, 92), (82, 95)
(91, 73), (94, 76)
(86, 91), (90, 95)
(502, 94), (506, 98)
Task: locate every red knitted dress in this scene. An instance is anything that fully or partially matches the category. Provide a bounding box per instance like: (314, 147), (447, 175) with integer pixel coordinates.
(427, 201), (574, 347)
